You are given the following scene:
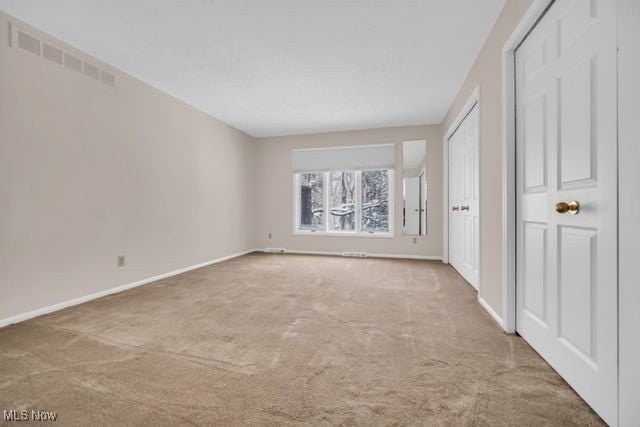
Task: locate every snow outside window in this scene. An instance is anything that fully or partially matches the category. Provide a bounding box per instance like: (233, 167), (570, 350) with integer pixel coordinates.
(294, 169), (393, 237)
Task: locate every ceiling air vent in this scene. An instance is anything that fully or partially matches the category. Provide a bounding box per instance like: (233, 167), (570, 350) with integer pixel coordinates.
(42, 43), (63, 65)
(17, 30), (40, 56)
(63, 53), (82, 72)
(10, 22), (115, 88)
(100, 70), (115, 86)
(83, 62), (99, 80)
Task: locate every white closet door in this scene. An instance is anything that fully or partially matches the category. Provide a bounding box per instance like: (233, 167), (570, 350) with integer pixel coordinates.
(515, 0), (618, 424)
(448, 104), (479, 289)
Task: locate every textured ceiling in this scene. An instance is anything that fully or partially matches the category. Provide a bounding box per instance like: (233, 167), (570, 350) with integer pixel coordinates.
(0, 0), (506, 137)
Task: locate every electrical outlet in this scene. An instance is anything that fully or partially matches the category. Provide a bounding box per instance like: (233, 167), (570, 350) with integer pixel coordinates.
(268, 232), (272, 239)
(413, 237), (417, 244)
(117, 255), (125, 267)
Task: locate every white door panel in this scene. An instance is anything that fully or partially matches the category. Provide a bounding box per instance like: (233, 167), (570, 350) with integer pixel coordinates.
(516, 0), (618, 424)
(522, 222), (548, 325)
(448, 103), (479, 289)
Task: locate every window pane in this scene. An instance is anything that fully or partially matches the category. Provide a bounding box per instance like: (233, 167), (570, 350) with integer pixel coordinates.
(328, 171), (356, 232)
(298, 172), (323, 230)
(361, 170), (389, 233)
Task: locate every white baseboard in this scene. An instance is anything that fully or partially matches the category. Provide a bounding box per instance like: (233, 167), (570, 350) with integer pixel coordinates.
(0, 249), (256, 329)
(478, 296), (506, 331)
(256, 248), (443, 261)
(1, 248), (441, 328)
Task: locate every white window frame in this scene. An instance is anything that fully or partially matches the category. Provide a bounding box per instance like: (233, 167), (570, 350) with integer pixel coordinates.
(293, 171), (326, 233)
(293, 168), (394, 238)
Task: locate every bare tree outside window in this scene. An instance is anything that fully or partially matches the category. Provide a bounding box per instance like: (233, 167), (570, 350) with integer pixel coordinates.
(361, 170), (389, 233)
(329, 171), (356, 232)
(299, 172), (323, 230)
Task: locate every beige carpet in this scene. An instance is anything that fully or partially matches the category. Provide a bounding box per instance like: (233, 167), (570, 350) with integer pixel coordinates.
(0, 253), (603, 425)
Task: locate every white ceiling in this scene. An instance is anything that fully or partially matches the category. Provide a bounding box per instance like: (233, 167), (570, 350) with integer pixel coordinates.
(0, 0), (506, 137)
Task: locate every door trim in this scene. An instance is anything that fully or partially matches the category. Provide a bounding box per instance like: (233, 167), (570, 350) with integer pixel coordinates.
(500, 0), (555, 334)
(617, 0), (640, 424)
(442, 86), (481, 289)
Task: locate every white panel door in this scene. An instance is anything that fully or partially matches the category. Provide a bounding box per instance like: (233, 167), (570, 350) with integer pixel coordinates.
(448, 104), (479, 289)
(515, 0), (618, 424)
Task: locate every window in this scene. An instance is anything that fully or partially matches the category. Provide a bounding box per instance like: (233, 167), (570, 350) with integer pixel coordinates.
(294, 169), (393, 236)
(361, 169), (389, 233)
(328, 171), (356, 232)
(297, 172), (324, 231)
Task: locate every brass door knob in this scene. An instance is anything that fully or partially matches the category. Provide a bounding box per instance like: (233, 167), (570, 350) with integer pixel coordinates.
(555, 201), (580, 215)
(461, 205), (470, 211)
(452, 206), (459, 211)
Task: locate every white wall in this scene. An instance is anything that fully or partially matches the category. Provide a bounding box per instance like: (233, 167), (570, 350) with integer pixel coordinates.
(440, 0), (534, 315)
(255, 125), (443, 258)
(0, 13), (256, 322)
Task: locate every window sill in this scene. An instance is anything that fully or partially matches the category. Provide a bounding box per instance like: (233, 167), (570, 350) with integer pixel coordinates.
(293, 231), (394, 239)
